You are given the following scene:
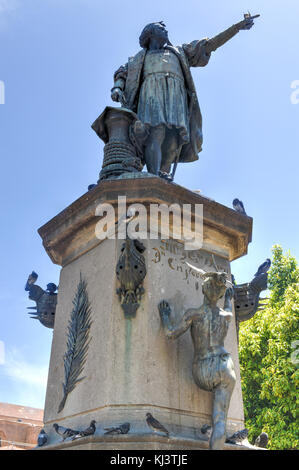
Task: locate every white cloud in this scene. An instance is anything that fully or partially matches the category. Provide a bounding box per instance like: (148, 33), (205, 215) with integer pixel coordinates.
(0, 348), (48, 407)
(2, 348), (48, 387)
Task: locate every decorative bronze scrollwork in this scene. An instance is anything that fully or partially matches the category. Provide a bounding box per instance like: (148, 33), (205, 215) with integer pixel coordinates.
(25, 271), (57, 329)
(116, 238), (146, 318)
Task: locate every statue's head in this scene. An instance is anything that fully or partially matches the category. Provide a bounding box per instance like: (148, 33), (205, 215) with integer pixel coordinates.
(201, 272), (227, 303)
(139, 21), (170, 49)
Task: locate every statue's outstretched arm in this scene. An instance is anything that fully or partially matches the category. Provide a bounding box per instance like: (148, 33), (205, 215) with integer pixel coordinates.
(158, 300), (202, 340)
(205, 14), (259, 54)
(182, 14), (258, 68)
(205, 23), (240, 53)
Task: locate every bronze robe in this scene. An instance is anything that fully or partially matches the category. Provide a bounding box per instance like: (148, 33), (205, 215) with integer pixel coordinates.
(114, 39), (212, 163)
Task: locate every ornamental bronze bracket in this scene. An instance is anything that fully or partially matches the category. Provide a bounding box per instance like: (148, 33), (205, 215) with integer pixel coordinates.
(116, 238), (146, 318)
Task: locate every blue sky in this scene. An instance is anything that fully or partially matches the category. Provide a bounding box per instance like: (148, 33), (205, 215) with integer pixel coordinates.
(0, 0), (298, 409)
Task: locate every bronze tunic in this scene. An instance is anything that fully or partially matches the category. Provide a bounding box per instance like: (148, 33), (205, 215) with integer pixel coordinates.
(137, 49), (190, 144)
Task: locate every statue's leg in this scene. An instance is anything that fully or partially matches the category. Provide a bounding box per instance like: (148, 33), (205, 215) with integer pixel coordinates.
(210, 356), (236, 450)
(210, 386), (232, 449)
(160, 129), (179, 173)
(144, 125), (165, 175)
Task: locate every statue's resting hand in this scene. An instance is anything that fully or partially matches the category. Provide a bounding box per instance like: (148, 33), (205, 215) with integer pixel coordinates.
(159, 300), (171, 318)
(111, 87), (124, 103)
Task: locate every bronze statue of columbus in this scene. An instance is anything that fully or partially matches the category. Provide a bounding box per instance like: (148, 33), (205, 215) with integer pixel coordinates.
(111, 14), (259, 180)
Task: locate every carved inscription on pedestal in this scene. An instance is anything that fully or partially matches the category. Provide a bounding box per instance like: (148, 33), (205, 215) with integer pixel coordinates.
(151, 239), (229, 289)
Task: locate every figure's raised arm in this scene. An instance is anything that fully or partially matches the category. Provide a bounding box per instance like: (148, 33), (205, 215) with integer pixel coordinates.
(205, 13), (260, 54)
(158, 300), (202, 340)
(182, 14), (259, 68)
(223, 287), (234, 318)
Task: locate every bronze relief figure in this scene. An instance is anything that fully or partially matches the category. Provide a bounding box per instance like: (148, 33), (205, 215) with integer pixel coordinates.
(159, 271), (236, 450)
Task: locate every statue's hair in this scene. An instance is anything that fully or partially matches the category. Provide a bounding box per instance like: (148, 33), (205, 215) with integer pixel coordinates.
(139, 21), (167, 49)
(201, 272), (227, 295)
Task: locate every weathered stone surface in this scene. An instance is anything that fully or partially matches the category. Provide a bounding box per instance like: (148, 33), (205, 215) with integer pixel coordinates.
(39, 179), (251, 450)
(36, 433), (257, 451)
(38, 176), (252, 266)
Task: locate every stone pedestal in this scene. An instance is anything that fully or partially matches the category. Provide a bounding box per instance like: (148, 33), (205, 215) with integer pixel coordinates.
(38, 176), (252, 449)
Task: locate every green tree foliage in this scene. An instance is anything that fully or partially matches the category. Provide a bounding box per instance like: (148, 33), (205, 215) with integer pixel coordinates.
(239, 245), (299, 449)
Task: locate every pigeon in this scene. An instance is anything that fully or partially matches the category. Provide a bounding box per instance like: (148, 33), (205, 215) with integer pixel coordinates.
(79, 420), (96, 437)
(226, 428), (248, 444)
(71, 420), (97, 440)
(53, 423), (80, 441)
(46, 282), (58, 294)
(88, 184), (97, 191)
(200, 424), (212, 438)
(25, 271), (38, 291)
(146, 413), (169, 437)
(255, 432), (268, 448)
(28, 271), (38, 284)
(37, 429), (48, 447)
(104, 422), (130, 435)
(232, 198), (246, 215)
(254, 259), (271, 277)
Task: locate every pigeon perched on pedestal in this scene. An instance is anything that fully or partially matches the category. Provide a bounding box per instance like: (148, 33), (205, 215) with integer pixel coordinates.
(255, 432), (268, 448)
(53, 423), (80, 441)
(226, 428), (248, 444)
(25, 271), (38, 291)
(71, 420), (97, 440)
(37, 429), (48, 447)
(80, 420), (96, 437)
(104, 422), (130, 435)
(232, 199), (246, 215)
(146, 413), (169, 437)
(254, 259), (271, 277)
(200, 424), (212, 438)
(28, 271), (38, 283)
